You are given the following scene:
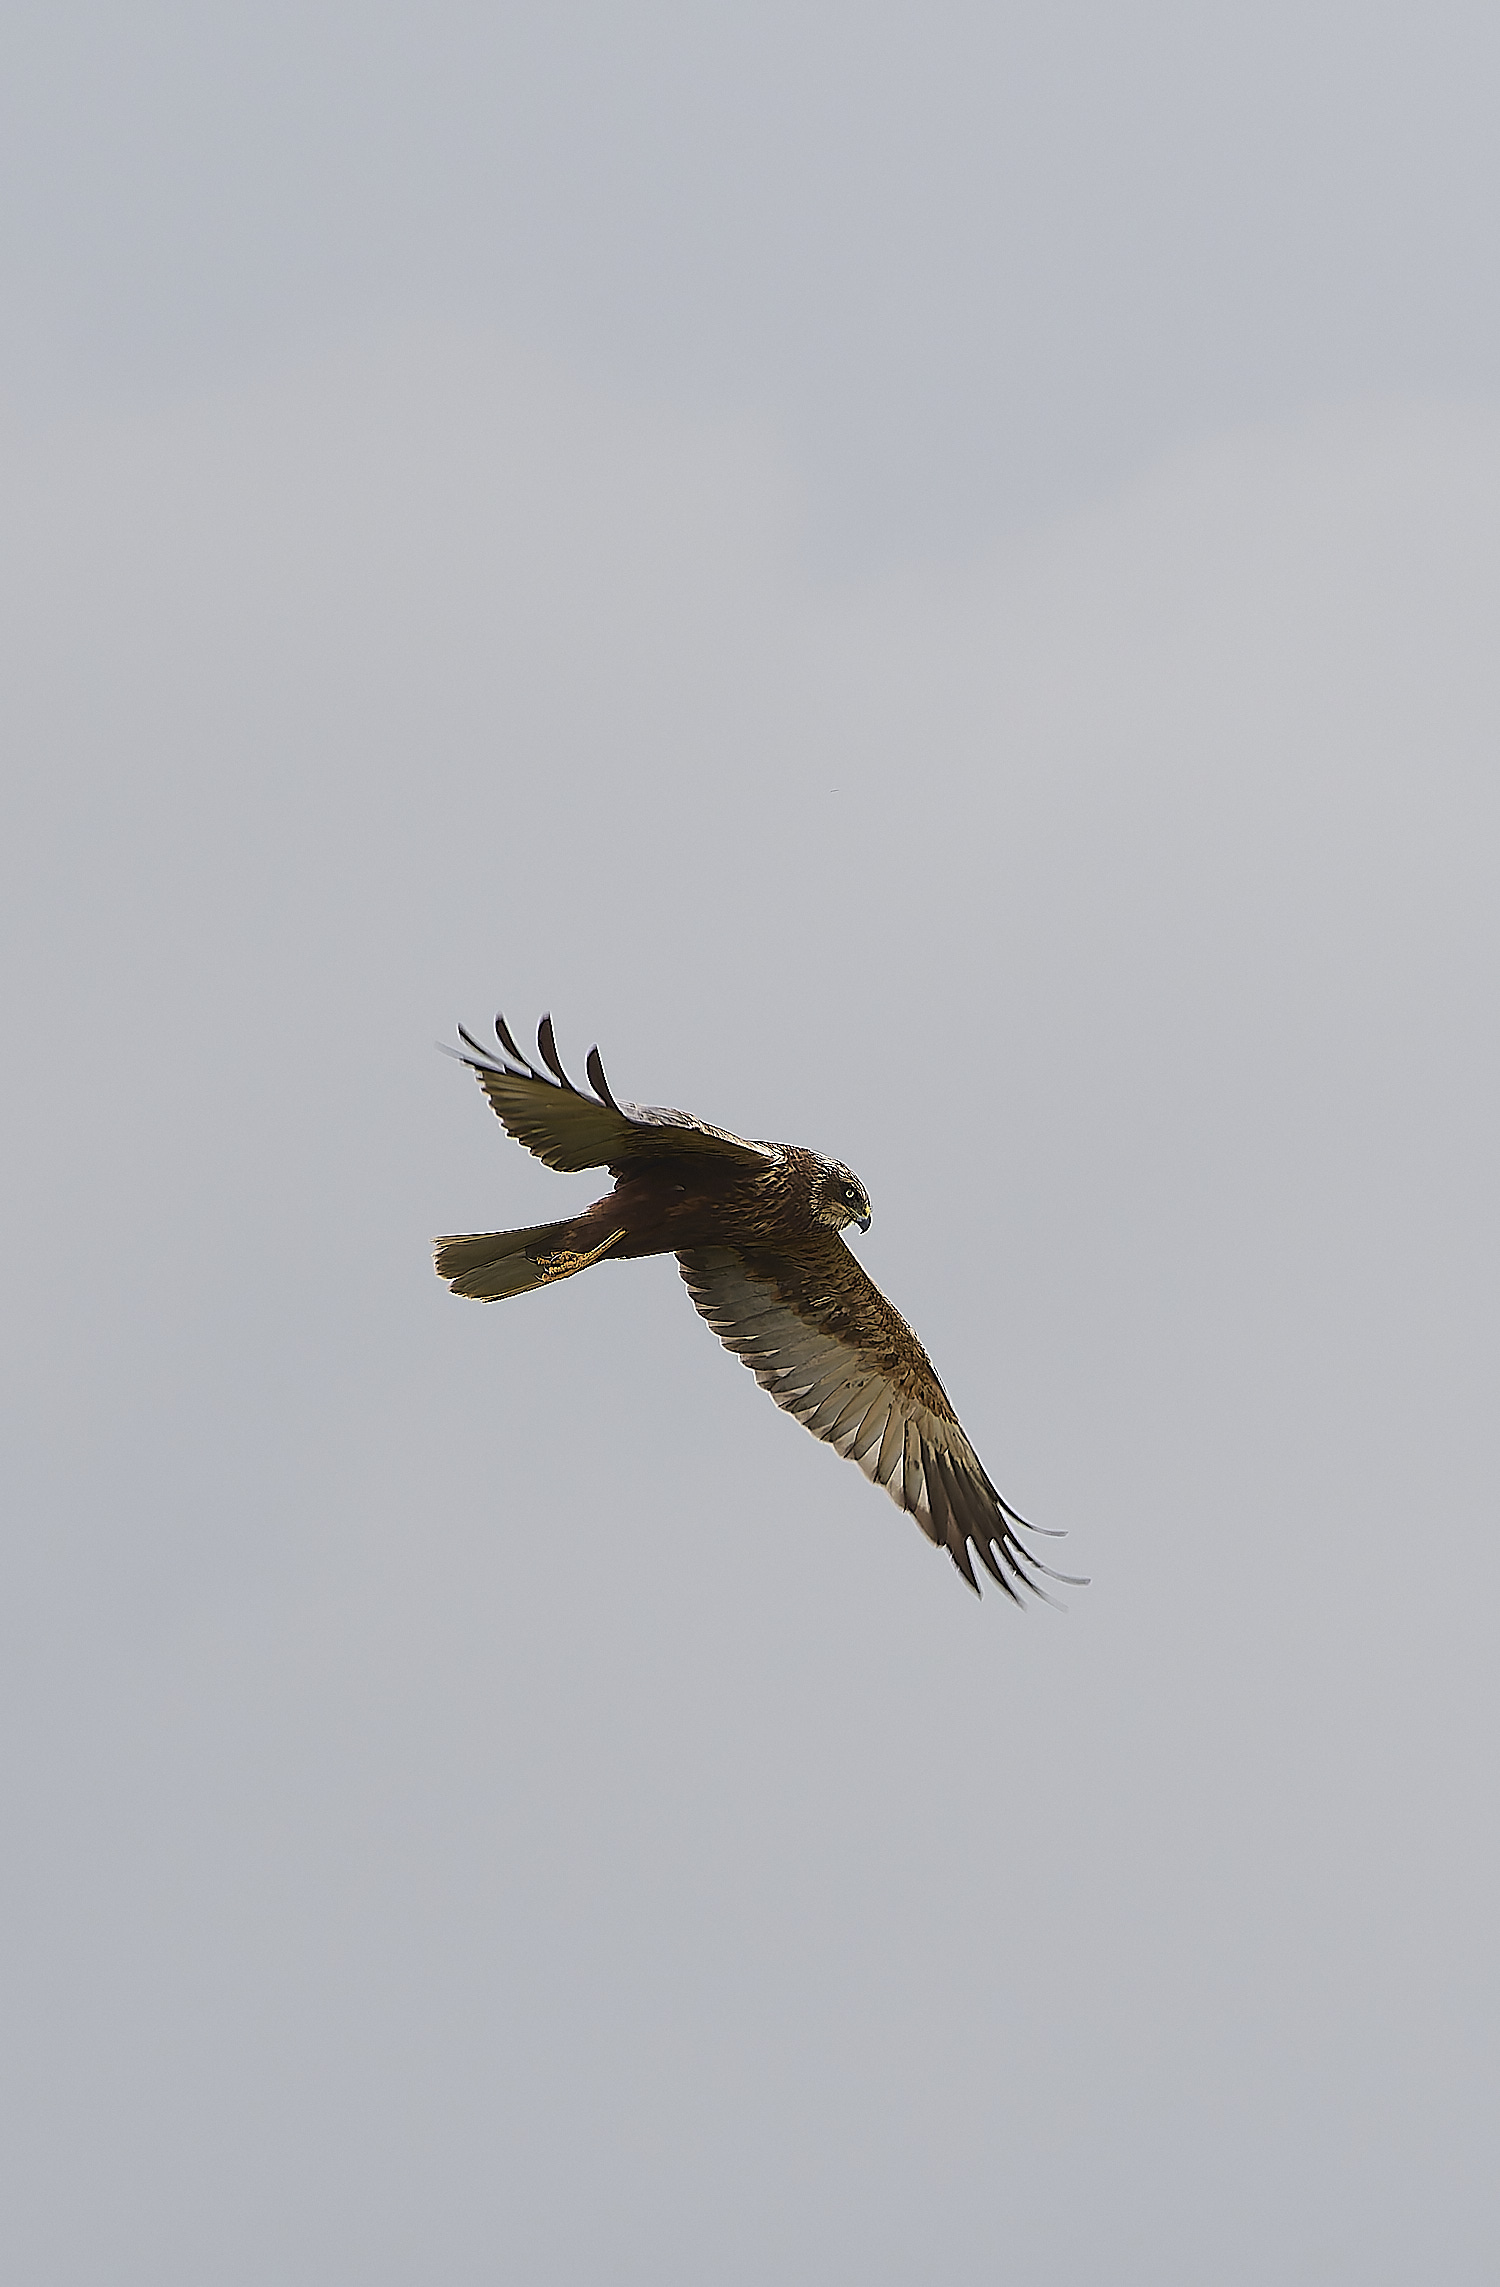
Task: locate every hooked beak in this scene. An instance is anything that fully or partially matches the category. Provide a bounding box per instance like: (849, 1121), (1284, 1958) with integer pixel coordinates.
(855, 1213), (871, 1233)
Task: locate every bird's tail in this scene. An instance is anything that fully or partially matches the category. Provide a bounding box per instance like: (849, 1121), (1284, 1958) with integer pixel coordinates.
(434, 1220), (626, 1300)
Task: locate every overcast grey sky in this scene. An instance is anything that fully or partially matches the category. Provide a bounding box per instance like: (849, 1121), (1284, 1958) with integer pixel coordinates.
(3, 8), (1499, 2283)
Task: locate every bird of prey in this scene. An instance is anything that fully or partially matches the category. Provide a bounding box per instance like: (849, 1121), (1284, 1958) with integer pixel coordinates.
(434, 1010), (1073, 1601)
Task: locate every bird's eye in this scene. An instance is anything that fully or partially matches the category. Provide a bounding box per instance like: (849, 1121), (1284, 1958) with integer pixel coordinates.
(843, 1185), (859, 1203)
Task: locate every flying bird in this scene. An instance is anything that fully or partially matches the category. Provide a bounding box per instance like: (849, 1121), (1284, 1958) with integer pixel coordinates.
(435, 1010), (1073, 1601)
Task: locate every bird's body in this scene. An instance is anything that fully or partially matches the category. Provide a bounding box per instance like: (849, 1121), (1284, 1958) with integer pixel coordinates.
(435, 1011), (1070, 1601)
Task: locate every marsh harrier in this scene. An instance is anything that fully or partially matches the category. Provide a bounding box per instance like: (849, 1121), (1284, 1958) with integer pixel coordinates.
(435, 1012), (1071, 1601)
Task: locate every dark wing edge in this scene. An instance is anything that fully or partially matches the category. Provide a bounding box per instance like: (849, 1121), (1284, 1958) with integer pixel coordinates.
(678, 1244), (1081, 1603)
(445, 1011), (778, 1175)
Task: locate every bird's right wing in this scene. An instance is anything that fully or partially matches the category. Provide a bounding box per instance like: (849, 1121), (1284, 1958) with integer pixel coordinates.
(450, 1012), (778, 1176)
(678, 1240), (1075, 1601)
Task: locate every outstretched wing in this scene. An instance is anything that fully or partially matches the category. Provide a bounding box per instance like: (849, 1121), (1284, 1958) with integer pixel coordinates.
(678, 1241), (1071, 1601)
(451, 1012), (777, 1175)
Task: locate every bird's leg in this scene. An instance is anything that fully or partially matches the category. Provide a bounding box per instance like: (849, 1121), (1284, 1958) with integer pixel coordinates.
(530, 1228), (628, 1283)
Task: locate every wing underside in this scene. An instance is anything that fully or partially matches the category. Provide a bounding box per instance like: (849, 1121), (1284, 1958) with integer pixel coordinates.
(678, 1243), (1069, 1600)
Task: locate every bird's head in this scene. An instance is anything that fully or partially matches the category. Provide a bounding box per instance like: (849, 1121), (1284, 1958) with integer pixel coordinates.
(814, 1160), (872, 1234)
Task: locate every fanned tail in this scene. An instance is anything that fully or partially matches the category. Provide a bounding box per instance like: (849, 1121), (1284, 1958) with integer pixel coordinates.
(434, 1220), (588, 1301)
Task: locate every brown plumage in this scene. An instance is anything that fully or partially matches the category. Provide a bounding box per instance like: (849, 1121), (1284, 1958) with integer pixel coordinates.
(435, 1010), (1076, 1602)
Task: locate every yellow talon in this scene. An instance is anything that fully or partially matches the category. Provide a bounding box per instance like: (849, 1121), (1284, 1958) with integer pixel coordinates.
(533, 1229), (628, 1283)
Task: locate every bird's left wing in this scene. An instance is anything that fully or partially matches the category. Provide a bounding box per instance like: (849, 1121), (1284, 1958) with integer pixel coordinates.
(678, 1242), (1068, 1600)
(451, 1012), (777, 1175)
